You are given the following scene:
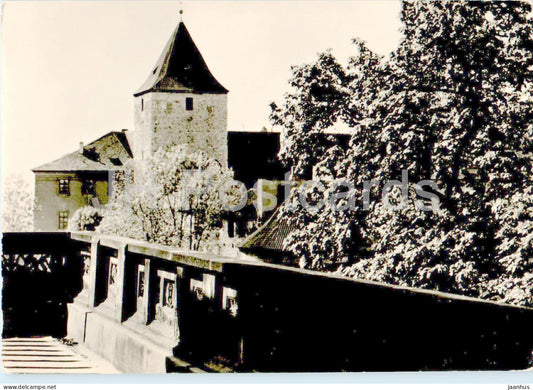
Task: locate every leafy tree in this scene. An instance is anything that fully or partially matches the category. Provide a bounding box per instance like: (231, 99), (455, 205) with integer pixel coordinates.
(484, 186), (533, 306)
(273, 1), (533, 305)
(270, 51), (350, 178)
(273, 40), (387, 270)
(98, 144), (241, 252)
(351, 0), (533, 299)
(68, 206), (103, 231)
(1, 174), (35, 232)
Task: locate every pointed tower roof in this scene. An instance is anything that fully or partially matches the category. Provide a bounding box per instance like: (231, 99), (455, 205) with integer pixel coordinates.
(134, 22), (228, 97)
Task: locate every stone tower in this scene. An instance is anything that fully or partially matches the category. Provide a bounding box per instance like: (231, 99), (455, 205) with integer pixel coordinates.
(133, 21), (228, 165)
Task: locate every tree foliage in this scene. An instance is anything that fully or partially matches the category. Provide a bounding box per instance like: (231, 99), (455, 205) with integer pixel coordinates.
(270, 51), (351, 178)
(98, 145), (239, 252)
(272, 0), (533, 306)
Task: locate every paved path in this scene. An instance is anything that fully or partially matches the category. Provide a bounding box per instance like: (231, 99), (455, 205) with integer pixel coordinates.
(2, 337), (120, 374)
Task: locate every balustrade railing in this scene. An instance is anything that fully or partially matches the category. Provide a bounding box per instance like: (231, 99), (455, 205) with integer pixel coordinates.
(67, 232), (245, 371)
(3, 231), (533, 373)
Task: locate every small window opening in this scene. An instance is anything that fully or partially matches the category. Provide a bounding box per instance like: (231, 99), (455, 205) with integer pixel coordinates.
(163, 279), (175, 307)
(186, 97), (193, 111)
(138, 271), (145, 297)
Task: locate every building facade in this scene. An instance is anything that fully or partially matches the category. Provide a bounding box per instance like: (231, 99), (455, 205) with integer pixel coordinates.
(33, 131), (133, 231)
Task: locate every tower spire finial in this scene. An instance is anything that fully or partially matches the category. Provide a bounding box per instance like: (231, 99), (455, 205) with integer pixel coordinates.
(179, 1), (183, 22)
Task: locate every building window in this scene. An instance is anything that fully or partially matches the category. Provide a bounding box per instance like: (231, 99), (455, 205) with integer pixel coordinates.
(185, 97), (193, 111)
(58, 211), (69, 230)
(58, 179), (70, 195)
(82, 180), (96, 195)
(141, 98), (144, 111)
(137, 269), (145, 298)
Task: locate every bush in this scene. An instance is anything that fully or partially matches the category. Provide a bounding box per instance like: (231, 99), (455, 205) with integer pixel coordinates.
(68, 206), (103, 231)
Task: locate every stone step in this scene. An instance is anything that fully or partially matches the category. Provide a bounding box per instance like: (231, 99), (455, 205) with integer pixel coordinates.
(3, 337), (54, 342)
(3, 367), (101, 374)
(2, 336), (120, 374)
(3, 359), (81, 364)
(2, 351), (74, 356)
(3, 344), (65, 347)
(3, 346), (65, 350)
(3, 360), (92, 369)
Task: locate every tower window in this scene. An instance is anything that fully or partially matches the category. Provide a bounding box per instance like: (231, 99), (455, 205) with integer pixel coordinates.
(58, 211), (69, 230)
(58, 179), (70, 195)
(141, 98), (144, 111)
(186, 97), (194, 111)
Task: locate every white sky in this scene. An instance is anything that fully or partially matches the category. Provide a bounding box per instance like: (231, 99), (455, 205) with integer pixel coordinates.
(1, 0), (402, 182)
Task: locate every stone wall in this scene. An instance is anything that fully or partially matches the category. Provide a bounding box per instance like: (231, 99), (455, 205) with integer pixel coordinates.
(227, 263), (533, 372)
(133, 92), (227, 166)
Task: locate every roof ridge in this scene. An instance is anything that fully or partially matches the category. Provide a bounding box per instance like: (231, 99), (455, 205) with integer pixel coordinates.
(32, 131), (133, 172)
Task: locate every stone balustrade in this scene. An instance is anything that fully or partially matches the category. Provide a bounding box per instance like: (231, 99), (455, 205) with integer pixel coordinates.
(3, 232), (533, 373)
(66, 232), (255, 372)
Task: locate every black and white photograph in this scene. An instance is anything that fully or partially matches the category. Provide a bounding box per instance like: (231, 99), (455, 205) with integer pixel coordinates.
(1, 0), (533, 386)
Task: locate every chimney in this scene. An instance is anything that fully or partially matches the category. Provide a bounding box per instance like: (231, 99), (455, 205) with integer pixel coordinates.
(79, 142), (84, 154)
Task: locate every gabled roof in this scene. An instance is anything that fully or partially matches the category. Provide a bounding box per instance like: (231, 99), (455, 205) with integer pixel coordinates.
(134, 21), (228, 97)
(33, 131), (133, 172)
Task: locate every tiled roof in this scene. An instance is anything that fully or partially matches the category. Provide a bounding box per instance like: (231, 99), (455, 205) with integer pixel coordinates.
(239, 206), (296, 253)
(33, 131), (133, 172)
(134, 22), (228, 97)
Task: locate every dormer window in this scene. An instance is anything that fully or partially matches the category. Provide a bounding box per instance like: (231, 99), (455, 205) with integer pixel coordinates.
(110, 157), (122, 166)
(186, 97), (193, 111)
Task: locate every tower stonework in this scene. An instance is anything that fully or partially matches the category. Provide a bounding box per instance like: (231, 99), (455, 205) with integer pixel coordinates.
(133, 21), (228, 166)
